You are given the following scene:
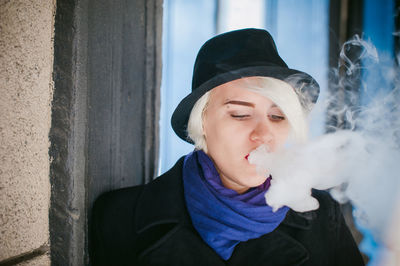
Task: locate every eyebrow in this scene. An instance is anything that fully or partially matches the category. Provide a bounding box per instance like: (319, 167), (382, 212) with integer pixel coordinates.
(224, 100), (255, 107)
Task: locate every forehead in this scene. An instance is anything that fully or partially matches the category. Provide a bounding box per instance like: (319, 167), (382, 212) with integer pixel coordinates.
(209, 78), (273, 105)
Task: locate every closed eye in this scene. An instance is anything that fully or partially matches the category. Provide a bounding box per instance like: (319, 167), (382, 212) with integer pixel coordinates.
(268, 114), (285, 121)
(231, 114), (251, 120)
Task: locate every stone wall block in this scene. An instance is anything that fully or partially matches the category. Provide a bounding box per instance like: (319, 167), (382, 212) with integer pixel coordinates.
(0, 0), (55, 262)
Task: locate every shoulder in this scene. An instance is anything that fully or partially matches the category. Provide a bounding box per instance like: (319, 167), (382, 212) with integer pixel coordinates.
(281, 190), (364, 265)
(90, 157), (186, 265)
(92, 157), (185, 228)
(92, 185), (144, 236)
(311, 189), (337, 208)
(91, 185), (144, 265)
(281, 189), (345, 238)
(311, 189), (364, 264)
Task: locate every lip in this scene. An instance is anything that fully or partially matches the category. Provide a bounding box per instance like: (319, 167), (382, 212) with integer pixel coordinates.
(245, 154), (249, 160)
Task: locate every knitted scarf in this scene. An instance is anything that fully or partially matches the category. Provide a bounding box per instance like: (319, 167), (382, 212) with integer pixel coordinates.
(182, 150), (289, 260)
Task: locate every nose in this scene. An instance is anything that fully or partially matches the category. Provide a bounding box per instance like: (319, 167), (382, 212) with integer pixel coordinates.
(250, 120), (274, 145)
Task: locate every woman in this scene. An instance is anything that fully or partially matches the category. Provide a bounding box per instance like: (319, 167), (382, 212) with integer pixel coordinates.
(91, 28), (364, 265)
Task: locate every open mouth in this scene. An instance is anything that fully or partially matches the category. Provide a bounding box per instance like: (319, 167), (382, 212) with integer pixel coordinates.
(245, 154), (249, 160)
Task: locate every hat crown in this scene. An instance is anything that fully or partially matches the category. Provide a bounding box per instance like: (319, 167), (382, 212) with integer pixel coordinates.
(192, 28), (288, 90)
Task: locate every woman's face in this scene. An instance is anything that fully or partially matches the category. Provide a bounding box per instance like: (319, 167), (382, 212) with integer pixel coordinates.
(203, 77), (290, 194)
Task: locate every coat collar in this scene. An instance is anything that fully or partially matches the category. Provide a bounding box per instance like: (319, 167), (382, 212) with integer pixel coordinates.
(134, 157), (188, 233)
(283, 208), (316, 230)
(134, 156), (315, 233)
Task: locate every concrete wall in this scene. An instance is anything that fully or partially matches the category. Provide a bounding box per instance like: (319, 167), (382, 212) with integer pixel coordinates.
(0, 0), (55, 264)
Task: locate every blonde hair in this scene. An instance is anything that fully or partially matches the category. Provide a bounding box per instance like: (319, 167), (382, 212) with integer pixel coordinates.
(187, 91), (211, 152)
(187, 77), (309, 152)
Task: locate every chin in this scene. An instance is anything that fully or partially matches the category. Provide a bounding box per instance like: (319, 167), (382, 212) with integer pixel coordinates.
(243, 174), (268, 188)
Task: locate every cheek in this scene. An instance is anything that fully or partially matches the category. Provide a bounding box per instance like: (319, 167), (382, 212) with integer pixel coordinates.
(274, 124), (291, 147)
(203, 114), (219, 142)
(204, 118), (253, 156)
(208, 119), (253, 145)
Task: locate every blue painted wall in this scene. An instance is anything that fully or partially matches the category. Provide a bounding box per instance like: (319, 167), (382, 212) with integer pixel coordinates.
(159, 0), (217, 173)
(361, 0), (395, 103)
(359, 0), (395, 264)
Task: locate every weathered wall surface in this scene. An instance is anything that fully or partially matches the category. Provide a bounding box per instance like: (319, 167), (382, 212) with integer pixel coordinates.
(0, 0), (55, 264)
(16, 254), (51, 266)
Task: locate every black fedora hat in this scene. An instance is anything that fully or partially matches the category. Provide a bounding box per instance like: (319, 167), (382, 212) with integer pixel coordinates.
(171, 28), (319, 143)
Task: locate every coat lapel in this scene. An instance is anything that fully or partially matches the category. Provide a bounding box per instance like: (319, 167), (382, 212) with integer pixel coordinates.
(229, 228), (309, 265)
(228, 210), (315, 265)
(283, 208), (315, 229)
(134, 157), (189, 232)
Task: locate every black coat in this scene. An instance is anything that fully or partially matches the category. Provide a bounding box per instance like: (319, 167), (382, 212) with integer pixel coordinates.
(91, 158), (364, 266)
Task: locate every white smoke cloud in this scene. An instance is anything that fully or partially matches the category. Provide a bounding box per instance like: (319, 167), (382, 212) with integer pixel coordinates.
(248, 36), (400, 246)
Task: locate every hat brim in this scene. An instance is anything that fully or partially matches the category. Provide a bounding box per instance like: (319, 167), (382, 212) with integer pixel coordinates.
(171, 65), (319, 144)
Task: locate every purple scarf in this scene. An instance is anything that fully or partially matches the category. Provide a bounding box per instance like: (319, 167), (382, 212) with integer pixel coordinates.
(182, 150), (289, 260)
